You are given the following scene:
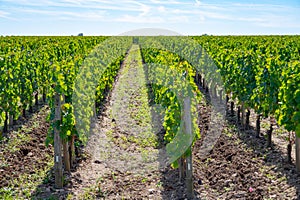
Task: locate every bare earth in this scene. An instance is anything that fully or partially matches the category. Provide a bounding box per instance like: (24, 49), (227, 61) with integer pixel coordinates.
(1, 45), (300, 199)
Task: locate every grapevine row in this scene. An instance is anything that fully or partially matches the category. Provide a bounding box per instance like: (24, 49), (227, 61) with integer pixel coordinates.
(0, 36), (132, 187)
(139, 37), (202, 167)
(0, 36), (106, 136)
(192, 35), (300, 167)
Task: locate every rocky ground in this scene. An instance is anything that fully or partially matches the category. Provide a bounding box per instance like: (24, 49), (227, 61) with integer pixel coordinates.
(0, 105), (53, 199)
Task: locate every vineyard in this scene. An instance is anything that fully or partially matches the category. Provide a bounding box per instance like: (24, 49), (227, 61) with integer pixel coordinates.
(0, 35), (300, 199)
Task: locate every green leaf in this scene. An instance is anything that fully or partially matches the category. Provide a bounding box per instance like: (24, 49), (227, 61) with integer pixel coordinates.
(296, 124), (300, 138)
(295, 90), (300, 104)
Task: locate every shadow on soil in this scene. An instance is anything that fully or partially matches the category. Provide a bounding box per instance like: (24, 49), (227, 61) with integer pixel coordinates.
(195, 75), (300, 199)
(225, 111), (300, 198)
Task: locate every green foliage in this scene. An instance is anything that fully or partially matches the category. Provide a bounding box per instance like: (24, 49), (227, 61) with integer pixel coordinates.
(72, 37), (132, 143)
(276, 60), (300, 135)
(1, 35), (300, 161)
(192, 35), (300, 136)
(60, 103), (77, 140)
(140, 38), (201, 166)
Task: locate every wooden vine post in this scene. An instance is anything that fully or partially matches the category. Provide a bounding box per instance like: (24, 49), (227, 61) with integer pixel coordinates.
(178, 157), (185, 182)
(184, 97), (194, 199)
(70, 134), (76, 168)
(54, 93), (63, 188)
(9, 112), (14, 128)
(256, 114), (261, 138)
(287, 132), (292, 164)
(241, 102), (245, 128)
(62, 95), (71, 172)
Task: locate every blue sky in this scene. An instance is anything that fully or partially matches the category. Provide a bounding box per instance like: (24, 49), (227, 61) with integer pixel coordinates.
(0, 0), (299, 35)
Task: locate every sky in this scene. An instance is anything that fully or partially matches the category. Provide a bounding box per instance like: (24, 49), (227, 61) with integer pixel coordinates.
(0, 0), (299, 36)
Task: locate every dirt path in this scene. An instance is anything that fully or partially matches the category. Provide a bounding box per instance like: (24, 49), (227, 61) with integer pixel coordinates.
(68, 44), (178, 199)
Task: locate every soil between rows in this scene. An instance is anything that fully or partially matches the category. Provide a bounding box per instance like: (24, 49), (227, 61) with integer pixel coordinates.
(64, 44), (300, 199)
(1, 44), (300, 199)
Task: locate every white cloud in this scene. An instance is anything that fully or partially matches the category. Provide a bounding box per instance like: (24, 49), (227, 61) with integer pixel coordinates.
(195, 0), (201, 7)
(0, 11), (9, 18)
(115, 14), (164, 23)
(0, 10), (16, 20)
(168, 15), (189, 23)
(2, 0), (147, 13)
(1, 0), (300, 33)
(254, 14), (300, 28)
(232, 3), (298, 12)
(149, 0), (189, 5)
(228, 3), (300, 28)
(157, 6), (166, 12)
(13, 8), (106, 21)
(139, 3), (151, 16)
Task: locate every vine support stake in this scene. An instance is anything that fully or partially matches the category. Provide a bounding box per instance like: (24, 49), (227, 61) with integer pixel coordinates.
(178, 157), (185, 182)
(62, 95), (71, 172)
(241, 102), (245, 129)
(237, 106), (241, 123)
(287, 132), (292, 164)
(9, 113), (14, 129)
(219, 89), (223, 104)
(184, 97), (194, 199)
(54, 93), (63, 188)
(256, 114), (261, 138)
(245, 109), (250, 130)
(3, 111), (8, 134)
(230, 101), (234, 116)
